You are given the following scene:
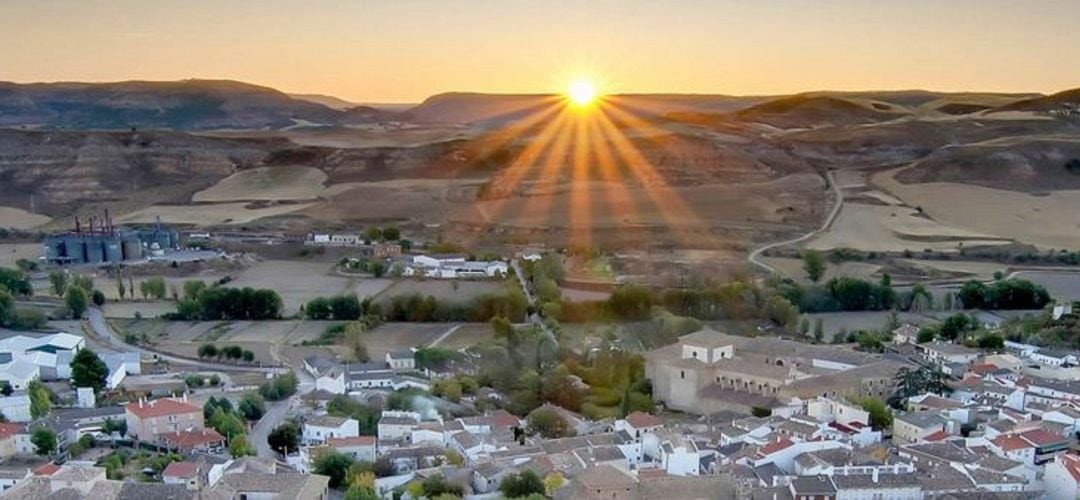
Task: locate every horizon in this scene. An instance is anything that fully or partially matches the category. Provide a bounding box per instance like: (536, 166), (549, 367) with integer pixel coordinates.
(3, 1), (1080, 102)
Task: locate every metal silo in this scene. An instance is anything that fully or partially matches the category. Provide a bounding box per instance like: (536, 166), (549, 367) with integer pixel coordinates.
(121, 235), (142, 261)
(62, 236), (86, 264)
(104, 238), (122, 263)
(85, 238), (105, 264)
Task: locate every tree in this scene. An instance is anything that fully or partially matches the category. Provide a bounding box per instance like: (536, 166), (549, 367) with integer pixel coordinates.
(916, 327), (936, 344)
(813, 318), (825, 343)
(544, 473), (565, 495)
(330, 296), (362, 320)
(314, 451), (355, 488)
(267, 421), (300, 454)
(48, 271), (69, 297)
(421, 474), (463, 498)
(91, 289), (106, 306)
(31, 427), (56, 456)
(888, 365), (951, 408)
(209, 407), (246, 439)
(65, 286), (89, 319)
(305, 297), (332, 320)
(197, 343), (218, 359)
(500, 470), (546, 499)
(802, 250), (826, 282)
(70, 348), (109, 392)
(608, 284), (653, 321)
(229, 435), (255, 458)
(28, 380), (51, 419)
(183, 280), (206, 300)
(764, 295), (798, 327)
(238, 393), (266, 420)
(526, 407), (573, 439)
(853, 396), (893, 430)
(363, 227), (383, 242)
(798, 317), (810, 336)
(259, 372), (299, 401)
(0, 268), (32, 296)
(382, 227), (400, 241)
(116, 268), (126, 300)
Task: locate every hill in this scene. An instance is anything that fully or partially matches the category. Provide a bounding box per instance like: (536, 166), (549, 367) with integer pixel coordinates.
(0, 79), (393, 130)
(997, 87), (1080, 113)
(734, 94), (898, 128)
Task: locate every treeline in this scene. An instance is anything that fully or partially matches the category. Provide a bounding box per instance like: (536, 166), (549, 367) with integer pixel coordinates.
(958, 279), (1051, 310)
(0, 267), (47, 330)
(167, 283), (283, 320)
(383, 289), (528, 323)
(777, 276), (898, 313)
(304, 295), (375, 320)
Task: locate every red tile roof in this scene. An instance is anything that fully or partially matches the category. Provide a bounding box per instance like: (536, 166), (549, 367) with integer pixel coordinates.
(625, 411), (662, 429)
(488, 409), (521, 428)
(33, 463), (59, 476)
(0, 422), (24, 440)
(924, 430), (951, 442)
(162, 461), (199, 479)
(1060, 454), (1080, 483)
(125, 398), (201, 419)
(969, 363), (998, 375)
(758, 437), (794, 456)
(1020, 428), (1066, 446)
(159, 428), (225, 451)
(326, 436), (375, 447)
(992, 434), (1034, 451)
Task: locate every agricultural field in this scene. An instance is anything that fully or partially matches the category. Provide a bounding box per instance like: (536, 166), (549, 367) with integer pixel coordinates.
(1012, 270), (1080, 301)
(434, 323), (497, 350)
(112, 318), (339, 365)
(116, 201), (316, 225)
(355, 322), (460, 361)
(799, 311), (937, 341)
(0, 206), (51, 229)
(375, 279), (505, 304)
(760, 256), (881, 283)
(355, 278), (396, 300)
(226, 260), (353, 315)
(0, 243), (41, 268)
(874, 167), (1080, 250)
(805, 202), (1010, 253)
(192, 166), (355, 202)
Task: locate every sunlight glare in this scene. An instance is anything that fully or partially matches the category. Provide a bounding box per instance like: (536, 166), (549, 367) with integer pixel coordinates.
(567, 79), (598, 107)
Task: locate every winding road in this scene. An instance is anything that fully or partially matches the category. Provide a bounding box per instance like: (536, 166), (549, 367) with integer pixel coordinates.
(747, 170), (843, 274)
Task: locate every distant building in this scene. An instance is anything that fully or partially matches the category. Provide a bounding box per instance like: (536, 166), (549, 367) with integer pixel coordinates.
(124, 396), (204, 441)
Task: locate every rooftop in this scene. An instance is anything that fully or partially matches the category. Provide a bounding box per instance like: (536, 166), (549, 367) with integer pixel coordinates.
(125, 398), (200, 419)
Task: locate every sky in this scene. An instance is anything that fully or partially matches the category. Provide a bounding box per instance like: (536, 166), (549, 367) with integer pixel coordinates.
(2, 0), (1079, 103)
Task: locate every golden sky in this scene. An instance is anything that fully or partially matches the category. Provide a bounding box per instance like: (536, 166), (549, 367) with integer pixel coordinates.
(2, 0), (1079, 103)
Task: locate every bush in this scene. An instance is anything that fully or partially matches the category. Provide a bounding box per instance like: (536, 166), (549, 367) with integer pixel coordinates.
(259, 372), (298, 401)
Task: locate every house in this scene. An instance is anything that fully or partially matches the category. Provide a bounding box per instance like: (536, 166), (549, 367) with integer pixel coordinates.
(205, 457), (330, 499)
(160, 428), (226, 453)
(0, 333), (84, 383)
(831, 472), (921, 500)
(124, 396), (203, 441)
(918, 341), (980, 366)
(302, 415), (360, 445)
(892, 412), (948, 444)
(162, 461), (201, 490)
(1043, 406), (1080, 434)
(372, 243), (402, 259)
(404, 254), (508, 279)
(0, 422), (30, 461)
(1030, 349), (1078, 367)
(789, 475), (836, 500)
(0, 468), (30, 493)
(892, 324), (920, 345)
(326, 436), (376, 462)
(386, 350), (416, 370)
(0, 393), (32, 422)
(1045, 453), (1080, 500)
(614, 411), (662, 439)
(989, 429), (1069, 466)
(378, 411), (421, 441)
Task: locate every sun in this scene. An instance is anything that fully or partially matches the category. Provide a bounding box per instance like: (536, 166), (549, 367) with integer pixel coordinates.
(566, 79), (598, 107)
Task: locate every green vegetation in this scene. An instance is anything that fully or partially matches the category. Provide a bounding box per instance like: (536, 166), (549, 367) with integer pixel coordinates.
(139, 276), (168, 300)
(385, 284), (528, 322)
(267, 421), (300, 454)
(31, 427), (56, 456)
(168, 286), (283, 320)
(305, 295), (367, 320)
(69, 348), (109, 393)
(238, 392), (266, 420)
(802, 249), (826, 282)
(958, 279), (1051, 310)
(28, 380), (51, 419)
(526, 407), (574, 438)
(49, 271), (69, 296)
(326, 395), (380, 435)
(500, 470), (546, 498)
(196, 343), (256, 363)
(888, 365), (950, 409)
(851, 396), (893, 430)
(0, 267), (32, 296)
(65, 286), (89, 319)
(259, 372), (299, 401)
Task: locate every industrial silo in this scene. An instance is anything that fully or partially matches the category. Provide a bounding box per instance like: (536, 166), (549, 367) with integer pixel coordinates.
(85, 238), (105, 264)
(62, 236), (86, 264)
(43, 238), (63, 263)
(121, 234), (142, 261)
(104, 238), (122, 264)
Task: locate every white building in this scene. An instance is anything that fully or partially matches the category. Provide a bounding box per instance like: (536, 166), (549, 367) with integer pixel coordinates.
(386, 350), (415, 371)
(0, 332), (85, 384)
(404, 255), (508, 279)
(1046, 453), (1080, 500)
(0, 394), (31, 422)
(377, 411), (420, 441)
(302, 416), (360, 445)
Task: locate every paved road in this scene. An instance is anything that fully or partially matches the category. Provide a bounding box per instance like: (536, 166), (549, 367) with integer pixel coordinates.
(85, 308), (284, 374)
(251, 397), (295, 459)
(747, 170), (843, 274)
(510, 258), (551, 333)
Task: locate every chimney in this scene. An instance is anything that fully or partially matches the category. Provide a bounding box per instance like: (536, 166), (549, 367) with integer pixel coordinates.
(74, 216), (81, 234)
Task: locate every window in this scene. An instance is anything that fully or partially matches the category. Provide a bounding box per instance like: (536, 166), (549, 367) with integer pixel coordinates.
(680, 371), (685, 379)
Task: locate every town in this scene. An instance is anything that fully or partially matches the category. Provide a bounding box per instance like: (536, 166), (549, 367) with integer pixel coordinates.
(0, 216), (1078, 500)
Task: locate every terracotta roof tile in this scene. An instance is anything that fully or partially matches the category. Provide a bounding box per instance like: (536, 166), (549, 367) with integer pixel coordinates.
(625, 411), (662, 429)
(326, 436), (375, 447)
(162, 461), (199, 478)
(125, 398), (201, 419)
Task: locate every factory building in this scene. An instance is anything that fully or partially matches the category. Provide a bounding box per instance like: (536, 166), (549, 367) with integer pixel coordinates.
(43, 213), (179, 266)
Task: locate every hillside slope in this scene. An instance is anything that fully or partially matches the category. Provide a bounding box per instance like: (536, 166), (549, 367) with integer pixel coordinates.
(0, 79), (391, 130)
